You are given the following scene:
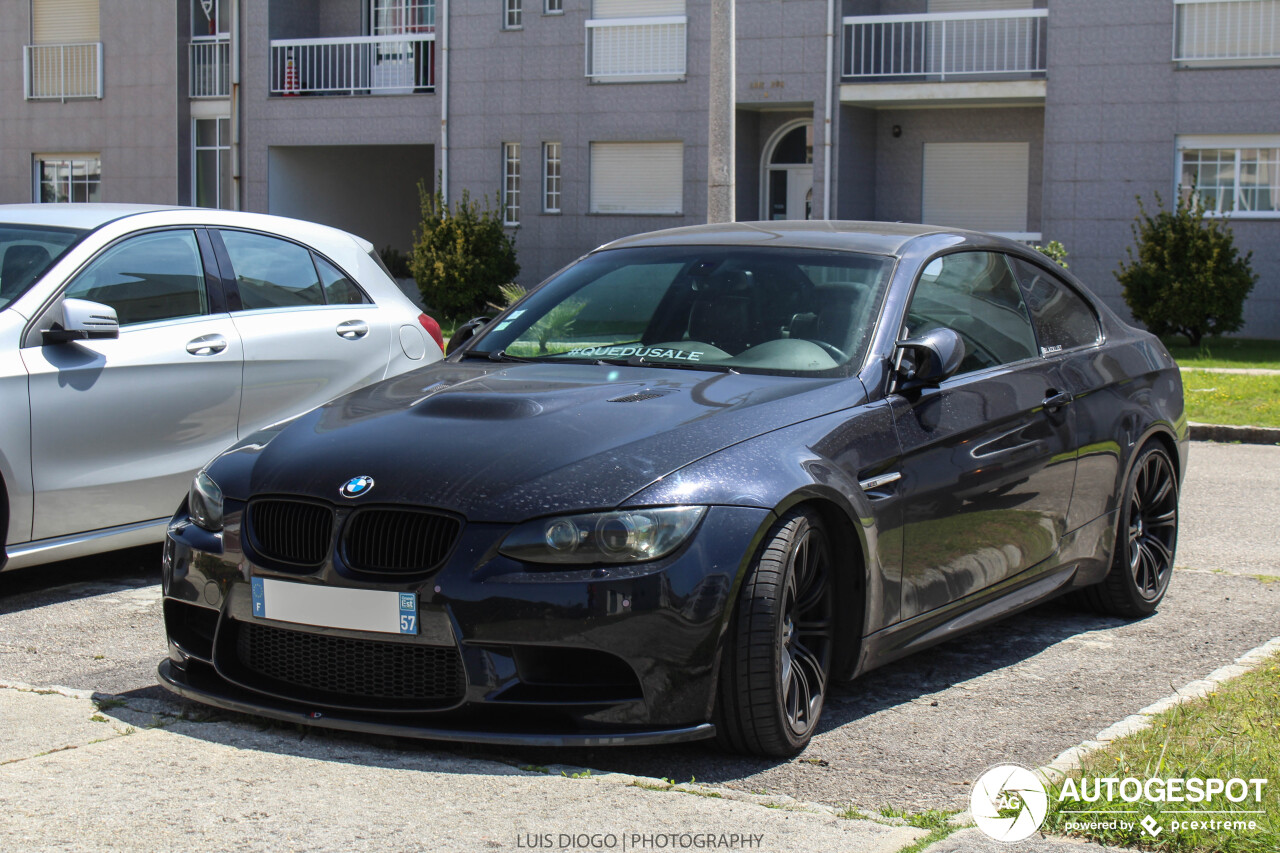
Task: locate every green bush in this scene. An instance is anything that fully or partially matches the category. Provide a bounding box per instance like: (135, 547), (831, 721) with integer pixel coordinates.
(1116, 192), (1256, 347)
(410, 183), (519, 319)
(1034, 240), (1069, 269)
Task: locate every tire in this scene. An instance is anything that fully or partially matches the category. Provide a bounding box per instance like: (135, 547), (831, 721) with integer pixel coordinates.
(1081, 443), (1179, 618)
(715, 509), (834, 757)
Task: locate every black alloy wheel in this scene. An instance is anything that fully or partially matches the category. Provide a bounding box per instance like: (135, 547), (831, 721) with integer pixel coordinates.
(1083, 444), (1179, 617)
(715, 509), (834, 756)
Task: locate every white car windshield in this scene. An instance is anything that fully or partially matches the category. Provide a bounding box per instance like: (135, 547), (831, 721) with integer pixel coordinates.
(0, 225), (85, 310)
(471, 246), (895, 376)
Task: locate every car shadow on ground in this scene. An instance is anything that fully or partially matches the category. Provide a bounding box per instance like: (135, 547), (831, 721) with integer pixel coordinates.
(93, 594), (1131, 789)
(0, 545), (161, 614)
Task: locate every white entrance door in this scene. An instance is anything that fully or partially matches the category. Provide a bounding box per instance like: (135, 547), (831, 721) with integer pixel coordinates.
(763, 123), (814, 220)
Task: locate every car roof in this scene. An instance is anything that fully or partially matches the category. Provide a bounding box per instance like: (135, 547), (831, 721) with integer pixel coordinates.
(595, 220), (966, 256)
(0, 203), (182, 230)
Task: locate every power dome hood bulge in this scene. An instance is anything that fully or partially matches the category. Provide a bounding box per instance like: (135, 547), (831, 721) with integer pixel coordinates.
(217, 361), (865, 521)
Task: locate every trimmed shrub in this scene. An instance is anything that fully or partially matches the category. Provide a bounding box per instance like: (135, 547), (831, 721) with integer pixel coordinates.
(411, 183), (519, 319)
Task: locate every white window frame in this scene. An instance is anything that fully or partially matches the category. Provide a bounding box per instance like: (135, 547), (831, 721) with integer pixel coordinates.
(1173, 0), (1280, 65)
(589, 141), (684, 215)
(1177, 134), (1280, 218)
(193, 116), (232, 210)
(503, 142), (522, 226)
(545, 0), (563, 14)
(543, 142), (562, 213)
(504, 0), (523, 29)
(191, 0), (230, 39)
(34, 154), (101, 203)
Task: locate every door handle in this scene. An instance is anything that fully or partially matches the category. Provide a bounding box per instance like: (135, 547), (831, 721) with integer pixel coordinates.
(336, 320), (370, 340)
(186, 334), (228, 356)
(1043, 389), (1074, 411)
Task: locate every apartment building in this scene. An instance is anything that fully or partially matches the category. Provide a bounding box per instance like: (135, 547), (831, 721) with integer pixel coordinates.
(3, 0), (1278, 335)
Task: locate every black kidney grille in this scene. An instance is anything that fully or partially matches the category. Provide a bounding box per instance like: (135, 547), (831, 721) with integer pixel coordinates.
(235, 621), (465, 702)
(248, 499), (334, 566)
(343, 508), (460, 573)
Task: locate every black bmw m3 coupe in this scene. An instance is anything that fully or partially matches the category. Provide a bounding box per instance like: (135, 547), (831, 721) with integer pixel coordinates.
(160, 221), (1186, 756)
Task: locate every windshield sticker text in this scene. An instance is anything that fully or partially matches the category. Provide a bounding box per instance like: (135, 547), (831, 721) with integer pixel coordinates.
(566, 346), (704, 362)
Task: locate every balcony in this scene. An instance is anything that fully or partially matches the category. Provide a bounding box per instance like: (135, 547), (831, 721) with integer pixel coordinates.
(269, 34), (435, 96)
(23, 43), (103, 100)
(190, 37), (231, 98)
(1175, 0), (1280, 65)
(585, 16), (687, 81)
(841, 9), (1046, 107)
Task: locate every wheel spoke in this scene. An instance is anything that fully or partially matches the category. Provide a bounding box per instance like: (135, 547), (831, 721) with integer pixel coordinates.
(1146, 469), (1173, 507)
(787, 653), (812, 727)
(797, 618), (833, 637)
(1142, 533), (1173, 567)
(1147, 509), (1177, 529)
(792, 641), (827, 703)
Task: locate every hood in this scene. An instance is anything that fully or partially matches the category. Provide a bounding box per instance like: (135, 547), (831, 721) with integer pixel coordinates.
(218, 361), (864, 521)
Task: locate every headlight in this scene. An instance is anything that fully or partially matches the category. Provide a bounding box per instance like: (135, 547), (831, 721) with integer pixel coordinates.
(499, 506), (707, 565)
(188, 471), (224, 532)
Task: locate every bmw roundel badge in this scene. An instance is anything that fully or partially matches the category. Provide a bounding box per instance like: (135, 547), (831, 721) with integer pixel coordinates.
(340, 476), (374, 499)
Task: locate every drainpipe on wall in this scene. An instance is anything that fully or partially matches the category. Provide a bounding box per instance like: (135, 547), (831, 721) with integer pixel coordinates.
(439, 0), (449, 204)
(822, 0), (834, 220)
(230, 0), (241, 210)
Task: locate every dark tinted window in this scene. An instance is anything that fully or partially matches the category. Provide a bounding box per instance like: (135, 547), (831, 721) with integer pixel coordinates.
(221, 230), (323, 310)
(316, 255), (368, 305)
(0, 225), (84, 309)
(63, 230), (208, 326)
(906, 251), (1038, 375)
(1007, 257), (1101, 354)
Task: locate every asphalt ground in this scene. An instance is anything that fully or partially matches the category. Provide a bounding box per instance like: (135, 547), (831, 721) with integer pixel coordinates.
(2, 440), (1277, 851)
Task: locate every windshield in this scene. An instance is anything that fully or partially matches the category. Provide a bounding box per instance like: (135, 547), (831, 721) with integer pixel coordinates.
(470, 245), (895, 376)
(0, 225), (85, 310)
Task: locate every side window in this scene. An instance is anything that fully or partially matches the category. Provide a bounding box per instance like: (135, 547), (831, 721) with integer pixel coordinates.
(220, 230), (323, 310)
(316, 255), (368, 305)
(63, 230), (208, 326)
(905, 251), (1038, 375)
(1007, 257), (1101, 354)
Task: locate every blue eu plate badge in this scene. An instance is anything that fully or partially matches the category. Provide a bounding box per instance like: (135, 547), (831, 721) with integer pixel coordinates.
(399, 593), (418, 635)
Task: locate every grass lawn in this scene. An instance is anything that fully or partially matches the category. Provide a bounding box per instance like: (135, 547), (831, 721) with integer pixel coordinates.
(1182, 371), (1280, 429)
(1163, 337), (1280, 370)
(1045, 652), (1280, 852)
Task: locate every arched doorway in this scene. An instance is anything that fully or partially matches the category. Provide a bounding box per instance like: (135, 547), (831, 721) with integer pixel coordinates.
(761, 121), (814, 221)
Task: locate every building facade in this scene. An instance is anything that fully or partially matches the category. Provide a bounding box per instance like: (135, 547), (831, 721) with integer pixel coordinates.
(3, 0), (1278, 335)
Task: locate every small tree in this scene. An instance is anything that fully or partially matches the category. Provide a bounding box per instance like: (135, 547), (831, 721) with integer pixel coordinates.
(1116, 192), (1256, 347)
(410, 182), (519, 319)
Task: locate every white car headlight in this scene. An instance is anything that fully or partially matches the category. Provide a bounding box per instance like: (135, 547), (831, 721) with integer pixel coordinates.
(499, 506), (707, 565)
(188, 471), (224, 532)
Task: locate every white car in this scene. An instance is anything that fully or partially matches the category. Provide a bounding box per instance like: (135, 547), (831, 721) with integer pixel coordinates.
(0, 204), (443, 571)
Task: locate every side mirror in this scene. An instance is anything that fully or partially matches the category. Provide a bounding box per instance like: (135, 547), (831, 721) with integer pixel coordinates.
(894, 327), (965, 391)
(446, 316), (492, 355)
(42, 298), (120, 345)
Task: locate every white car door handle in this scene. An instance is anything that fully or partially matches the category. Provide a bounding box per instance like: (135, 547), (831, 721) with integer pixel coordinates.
(186, 334), (228, 356)
(337, 320), (370, 340)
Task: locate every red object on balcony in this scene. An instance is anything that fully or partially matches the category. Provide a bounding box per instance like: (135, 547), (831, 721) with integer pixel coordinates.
(284, 48), (299, 96)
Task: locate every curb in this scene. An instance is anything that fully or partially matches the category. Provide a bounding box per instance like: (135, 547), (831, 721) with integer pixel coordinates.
(1189, 422), (1280, 445)
(1038, 633), (1280, 782)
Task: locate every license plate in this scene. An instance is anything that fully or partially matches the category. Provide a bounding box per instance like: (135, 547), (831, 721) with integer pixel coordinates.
(250, 577), (418, 635)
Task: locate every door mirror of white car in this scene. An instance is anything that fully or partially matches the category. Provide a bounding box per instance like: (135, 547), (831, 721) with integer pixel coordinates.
(42, 298), (121, 345)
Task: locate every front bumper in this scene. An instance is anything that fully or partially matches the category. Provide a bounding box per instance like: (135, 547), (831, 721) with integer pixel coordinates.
(159, 502), (770, 746)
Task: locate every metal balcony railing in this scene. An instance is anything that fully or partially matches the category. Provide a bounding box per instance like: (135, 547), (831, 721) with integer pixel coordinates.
(23, 42), (103, 100)
(843, 9), (1047, 81)
(585, 16), (687, 80)
(1175, 0), (1280, 62)
(190, 37), (231, 98)
(269, 33), (435, 96)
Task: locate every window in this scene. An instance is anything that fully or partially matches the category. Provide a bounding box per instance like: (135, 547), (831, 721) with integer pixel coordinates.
(586, 0), (687, 81)
(1007, 256), (1100, 354)
(905, 252), (1038, 375)
(1178, 135), (1280, 217)
(193, 118), (232, 210)
(503, 143), (522, 226)
(191, 0), (229, 37)
(220, 230), (324, 309)
(0, 225), (84, 308)
(922, 142), (1030, 235)
(63, 231), (208, 326)
(316, 256), (369, 305)
(545, 0), (563, 13)
(1175, 0), (1280, 63)
(504, 0), (522, 29)
(543, 142), (562, 213)
(27, 0), (102, 99)
(35, 156), (100, 203)
(589, 142), (683, 215)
